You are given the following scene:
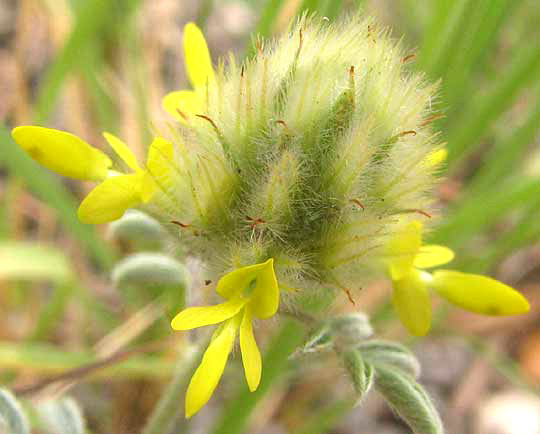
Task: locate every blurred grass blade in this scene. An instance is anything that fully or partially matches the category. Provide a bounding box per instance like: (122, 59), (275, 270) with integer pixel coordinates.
(446, 43), (540, 165)
(418, 0), (456, 69)
(322, 0), (344, 20)
(292, 398), (354, 434)
(0, 341), (171, 379)
(34, 0), (142, 123)
(430, 178), (540, 246)
(31, 284), (76, 341)
(298, 0), (321, 15)
(210, 320), (304, 434)
(256, 0), (285, 38)
(34, 0), (112, 123)
(460, 198), (540, 272)
(0, 126), (114, 268)
(418, 0), (474, 78)
(466, 99), (540, 197)
(443, 0), (520, 108)
(0, 242), (72, 283)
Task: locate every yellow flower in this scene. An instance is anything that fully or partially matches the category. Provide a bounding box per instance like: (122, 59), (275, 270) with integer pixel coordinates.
(386, 221), (529, 336)
(12, 126), (173, 224)
(162, 22), (214, 122)
(171, 259), (279, 418)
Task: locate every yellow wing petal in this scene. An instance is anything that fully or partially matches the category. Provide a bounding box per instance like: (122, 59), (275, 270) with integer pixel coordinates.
(77, 173), (143, 224)
(185, 315), (239, 418)
(239, 307), (262, 392)
(386, 221), (423, 280)
(12, 126), (111, 181)
(103, 132), (140, 172)
(171, 298), (248, 331)
(431, 270), (530, 315)
(414, 245), (454, 269)
(183, 22), (214, 90)
(391, 270), (432, 336)
(162, 90), (200, 121)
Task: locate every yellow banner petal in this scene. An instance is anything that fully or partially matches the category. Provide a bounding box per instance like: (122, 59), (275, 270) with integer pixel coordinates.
(391, 270), (432, 336)
(239, 307), (262, 392)
(183, 22), (214, 90)
(77, 173), (143, 224)
(185, 316), (238, 418)
(414, 245), (454, 269)
(215, 259), (279, 318)
(146, 137), (174, 187)
(12, 126), (111, 181)
(250, 259), (280, 319)
(386, 221), (423, 280)
(162, 90), (200, 122)
(431, 270), (530, 315)
(103, 132), (140, 172)
(171, 297), (247, 331)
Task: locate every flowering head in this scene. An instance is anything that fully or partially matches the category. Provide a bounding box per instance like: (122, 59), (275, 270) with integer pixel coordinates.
(386, 221), (530, 335)
(171, 259), (278, 417)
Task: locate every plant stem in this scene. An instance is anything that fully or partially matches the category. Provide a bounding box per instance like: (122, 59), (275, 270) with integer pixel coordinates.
(141, 344), (201, 434)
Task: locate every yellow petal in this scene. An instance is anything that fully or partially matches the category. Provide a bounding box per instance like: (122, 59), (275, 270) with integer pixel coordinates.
(216, 259), (279, 319)
(185, 315), (239, 418)
(424, 148), (447, 167)
(77, 173), (143, 224)
(239, 307), (261, 391)
(414, 245), (454, 269)
(386, 221), (422, 280)
(103, 132), (140, 172)
(139, 137), (175, 202)
(250, 259), (280, 319)
(162, 90), (200, 121)
(146, 137), (174, 187)
(392, 269), (432, 336)
(431, 270), (530, 315)
(171, 298), (248, 331)
(12, 126), (111, 181)
(183, 22), (214, 89)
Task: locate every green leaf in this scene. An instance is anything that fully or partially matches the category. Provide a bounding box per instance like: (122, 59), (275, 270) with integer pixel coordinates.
(0, 389), (29, 434)
(375, 364), (444, 434)
(0, 242), (72, 283)
(359, 340), (421, 378)
(342, 350), (374, 401)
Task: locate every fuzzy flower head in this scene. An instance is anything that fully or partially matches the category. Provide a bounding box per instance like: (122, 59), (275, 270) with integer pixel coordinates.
(171, 259), (279, 418)
(386, 221), (530, 336)
(153, 15), (446, 298)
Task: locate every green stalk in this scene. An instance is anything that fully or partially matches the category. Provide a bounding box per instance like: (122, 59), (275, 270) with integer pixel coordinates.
(141, 345), (202, 434)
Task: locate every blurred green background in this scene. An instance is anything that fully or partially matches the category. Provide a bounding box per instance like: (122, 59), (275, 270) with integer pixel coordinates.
(1, 1), (540, 433)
